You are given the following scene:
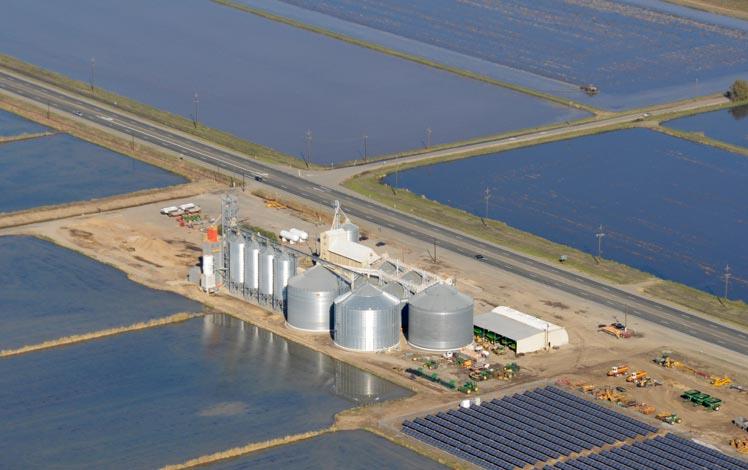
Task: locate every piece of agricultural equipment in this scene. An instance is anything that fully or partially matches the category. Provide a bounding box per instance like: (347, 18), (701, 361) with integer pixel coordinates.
(733, 416), (748, 431)
(469, 369), (492, 382)
(626, 370), (648, 382)
(638, 404), (656, 415)
(711, 376), (732, 388)
(681, 390), (722, 411)
(608, 365), (629, 377)
(458, 381), (478, 394)
(730, 438), (748, 454)
(656, 413), (682, 425)
(424, 360), (438, 370)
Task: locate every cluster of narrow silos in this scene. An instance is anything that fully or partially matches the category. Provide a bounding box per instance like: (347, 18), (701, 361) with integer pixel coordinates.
(405, 283), (474, 351)
(225, 231), (296, 309)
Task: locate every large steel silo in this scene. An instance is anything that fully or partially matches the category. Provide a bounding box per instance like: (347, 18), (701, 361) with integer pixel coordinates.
(243, 236), (260, 290)
(258, 245), (275, 296)
(406, 283), (473, 351)
(334, 283), (400, 352)
(341, 222), (359, 242)
(286, 265), (348, 331)
(273, 250), (296, 301)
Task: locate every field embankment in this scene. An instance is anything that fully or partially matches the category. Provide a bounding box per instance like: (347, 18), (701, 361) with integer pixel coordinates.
(664, 0), (748, 20)
(0, 312), (201, 358)
(161, 428), (335, 469)
(0, 130), (54, 144)
(211, 0), (598, 115)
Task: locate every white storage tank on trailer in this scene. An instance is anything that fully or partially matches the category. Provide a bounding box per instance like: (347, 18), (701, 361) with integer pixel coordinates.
(334, 283), (400, 352)
(406, 283), (474, 351)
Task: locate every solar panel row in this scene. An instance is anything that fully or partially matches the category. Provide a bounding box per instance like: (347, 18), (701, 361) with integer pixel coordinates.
(545, 433), (748, 470)
(402, 385), (658, 469)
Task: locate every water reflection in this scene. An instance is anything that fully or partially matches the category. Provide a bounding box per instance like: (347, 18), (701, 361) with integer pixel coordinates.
(202, 314), (409, 404)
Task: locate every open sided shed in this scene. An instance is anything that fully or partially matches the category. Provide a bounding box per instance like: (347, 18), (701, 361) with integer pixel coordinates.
(473, 306), (568, 354)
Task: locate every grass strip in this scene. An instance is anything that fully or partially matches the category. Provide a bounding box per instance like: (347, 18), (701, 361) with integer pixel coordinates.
(0, 312), (202, 358)
(0, 54), (306, 169)
(211, 0), (599, 115)
(161, 427), (335, 469)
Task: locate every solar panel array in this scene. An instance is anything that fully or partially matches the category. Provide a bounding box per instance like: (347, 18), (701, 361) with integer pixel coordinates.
(402, 385), (657, 470)
(544, 433), (748, 470)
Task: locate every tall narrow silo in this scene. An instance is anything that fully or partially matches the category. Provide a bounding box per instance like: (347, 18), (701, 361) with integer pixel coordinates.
(243, 236), (260, 291)
(286, 265), (348, 331)
(258, 245), (275, 297)
(406, 283), (473, 351)
(334, 284), (400, 352)
(228, 235), (245, 286)
(273, 251), (296, 303)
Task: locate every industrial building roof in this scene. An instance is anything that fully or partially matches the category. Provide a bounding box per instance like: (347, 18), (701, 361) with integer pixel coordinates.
(329, 239), (380, 264)
(410, 283), (472, 312)
(474, 306), (565, 340)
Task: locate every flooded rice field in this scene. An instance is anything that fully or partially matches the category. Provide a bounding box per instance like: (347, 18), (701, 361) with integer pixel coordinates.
(666, 105), (748, 149)
(265, 0), (748, 109)
(207, 430), (445, 469)
(0, 236), (201, 350)
(0, 313), (408, 468)
(0, 0), (585, 164)
(386, 129), (748, 302)
(0, 108), (47, 137)
(0, 133), (185, 213)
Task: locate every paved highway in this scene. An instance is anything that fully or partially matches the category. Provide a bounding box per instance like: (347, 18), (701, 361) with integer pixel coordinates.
(1, 69), (745, 355)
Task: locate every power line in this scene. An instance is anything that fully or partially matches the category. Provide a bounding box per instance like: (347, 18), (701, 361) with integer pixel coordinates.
(595, 224), (605, 258)
(483, 187), (492, 219)
(723, 264), (732, 299)
(192, 92), (199, 128)
(305, 130), (313, 166)
(89, 57), (96, 92)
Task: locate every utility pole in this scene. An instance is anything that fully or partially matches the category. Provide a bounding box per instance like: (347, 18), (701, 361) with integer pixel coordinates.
(305, 130), (313, 166)
(433, 237), (438, 263)
(363, 134), (368, 162)
(46, 102), (50, 120)
(426, 127), (432, 148)
(595, 224), (606, 258)
(192, 92), (199, 128)
(393, 164), (400, 208)
(723, 264), (732, 299)
(483, 187), (492, 219)
(89, 57), (96, 92)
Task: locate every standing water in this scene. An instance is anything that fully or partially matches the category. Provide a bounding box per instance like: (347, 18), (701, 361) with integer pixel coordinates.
(386, 129), (748, 302)
(0, 314), (409, 468)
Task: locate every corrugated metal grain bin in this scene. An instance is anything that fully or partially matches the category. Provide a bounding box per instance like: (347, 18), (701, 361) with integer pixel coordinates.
(406, 283), (473, 351)
(334, 284), (400, 352)
(286, 265), (348, 331)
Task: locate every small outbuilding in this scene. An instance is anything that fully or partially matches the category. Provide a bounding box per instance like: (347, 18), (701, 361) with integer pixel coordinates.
(473, 306), (568, 354)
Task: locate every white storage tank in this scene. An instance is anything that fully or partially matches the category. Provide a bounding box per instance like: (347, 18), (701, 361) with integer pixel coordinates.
(229, 237), (245, 285)
(244, 237), (260, 290)
(258, 246), (275, 296)
(286, 265), (348, 331)
(406, 283), (474, 351)
(273, 251), (296, 302)
(334, 284), (400, 352)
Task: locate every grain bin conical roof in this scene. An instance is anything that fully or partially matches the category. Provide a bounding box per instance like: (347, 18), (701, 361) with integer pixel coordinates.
(410, 283), (472, 311)
(335, 283), (399, 311)
(287, 264), (342, 292)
